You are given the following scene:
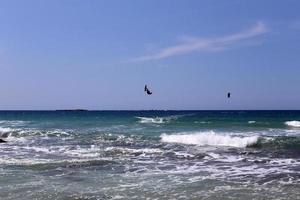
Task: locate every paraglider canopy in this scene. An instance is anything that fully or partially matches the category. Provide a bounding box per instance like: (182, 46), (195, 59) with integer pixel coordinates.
(144, 85), (152, 95)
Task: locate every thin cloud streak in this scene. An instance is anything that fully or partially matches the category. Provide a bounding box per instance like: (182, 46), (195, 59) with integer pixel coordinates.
(131, 22), (267, 62)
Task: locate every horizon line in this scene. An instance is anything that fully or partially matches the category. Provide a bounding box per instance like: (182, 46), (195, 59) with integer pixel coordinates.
(0, 109), (299, 112)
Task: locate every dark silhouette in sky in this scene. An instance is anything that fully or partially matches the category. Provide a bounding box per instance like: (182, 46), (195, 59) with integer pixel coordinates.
(144, 85), (152, 95)
(227, 92), (231, 98)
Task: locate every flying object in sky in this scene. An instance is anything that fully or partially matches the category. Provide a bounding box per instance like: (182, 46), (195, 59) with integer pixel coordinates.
(227, 92), (231, 98)
(144, 85), (152, 95)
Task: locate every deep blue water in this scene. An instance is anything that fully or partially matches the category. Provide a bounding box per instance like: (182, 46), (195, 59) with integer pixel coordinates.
(0, 111), (300, 199)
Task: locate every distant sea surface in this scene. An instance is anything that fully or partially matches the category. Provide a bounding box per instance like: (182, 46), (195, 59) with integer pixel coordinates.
(1, 111), (300, 199)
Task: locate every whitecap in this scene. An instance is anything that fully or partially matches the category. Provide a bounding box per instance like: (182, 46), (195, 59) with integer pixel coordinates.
(285, 121), (300, 127)
(0, 120), (29, 127)
(104, 147), (163, 154)
(136, 117), (165, 124)
(0, 127), (14, 134)
(160, 131), (258, 148)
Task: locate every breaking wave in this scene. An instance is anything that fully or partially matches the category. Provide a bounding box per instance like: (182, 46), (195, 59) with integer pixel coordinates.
(136, 114), (189, 124)
(0, 127), (71, 138)
(160, 131), (259, 148)
(0, 127), (14, 134)
(250, 136), (300, 150)
(285, 121), (300, 127)
(0, 120), (29, 127)
(137, 117), (165, 124)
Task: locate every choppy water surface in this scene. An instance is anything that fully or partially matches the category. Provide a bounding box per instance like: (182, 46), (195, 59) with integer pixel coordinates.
(0, 111), (300, 199)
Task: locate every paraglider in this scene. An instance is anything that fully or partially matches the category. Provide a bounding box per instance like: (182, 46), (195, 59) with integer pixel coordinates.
(144, 85), (152, 95)
(227, 92), (231, 98)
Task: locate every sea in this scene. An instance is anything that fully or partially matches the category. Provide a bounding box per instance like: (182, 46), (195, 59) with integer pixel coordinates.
(0, 110), (300, 200)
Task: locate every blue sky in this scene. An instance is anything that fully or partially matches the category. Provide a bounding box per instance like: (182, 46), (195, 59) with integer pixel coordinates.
(0, 0), (300, 110)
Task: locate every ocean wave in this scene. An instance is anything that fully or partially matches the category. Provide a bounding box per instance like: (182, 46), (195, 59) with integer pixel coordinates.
(0, 144), (163, 167)
(137, 117), (165, 124)
(248, 121), (256, 124)
(0, 127), (15, 134)
(250, 136), (300, 150)
(194, 121), (211, 124)
(104, 147), (163, 155)
(136, 114), (188, 124)
(285, 121), (300, 127)
(0, 157), (114, 168)
(0, 120), (29, 127)
(0, 127), (71, 139)
(160, 131), (259, 148)
(0, 127), (21, 138)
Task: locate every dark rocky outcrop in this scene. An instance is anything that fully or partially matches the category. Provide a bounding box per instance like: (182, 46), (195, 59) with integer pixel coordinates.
(0, 139), (7, 143)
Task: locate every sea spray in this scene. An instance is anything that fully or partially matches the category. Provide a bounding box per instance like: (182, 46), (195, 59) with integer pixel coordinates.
(285, 121), (300, 127)
(161, 131), (259, 148)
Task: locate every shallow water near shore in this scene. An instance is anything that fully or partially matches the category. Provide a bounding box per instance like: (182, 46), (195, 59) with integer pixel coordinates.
(1, 110), (300, 199)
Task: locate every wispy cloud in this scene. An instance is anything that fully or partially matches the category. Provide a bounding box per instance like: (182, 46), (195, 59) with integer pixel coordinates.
(130, 22), (267, 62)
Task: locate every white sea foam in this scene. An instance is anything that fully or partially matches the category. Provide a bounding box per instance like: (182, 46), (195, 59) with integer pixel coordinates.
(0, 127), (14, 133)
(285, 121), (300, 127)
(137, 117), (165, 124)
(160, 131), (258, 148)
(104, 147), (163, 154)
(136, 114), (185, 124)
(0, 157), (53, 165)
(0, 127), (20, 138)
(0, 120), (29, 126)
(248, 121), (256, 124)
(0, 156), (112, 166)
(0, 127), (71, 138)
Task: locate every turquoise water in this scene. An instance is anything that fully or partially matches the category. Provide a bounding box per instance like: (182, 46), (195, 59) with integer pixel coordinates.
(0, 111), (300, 199)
